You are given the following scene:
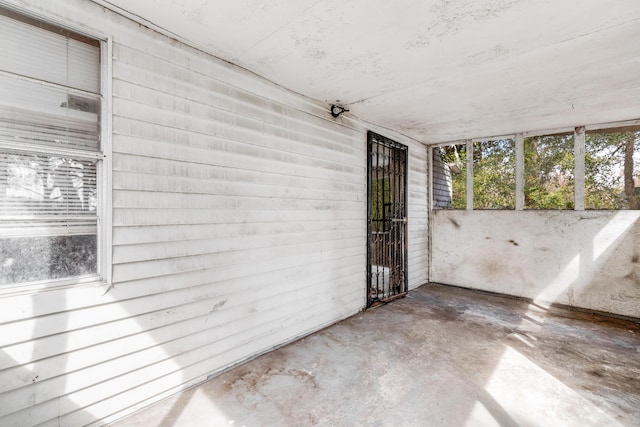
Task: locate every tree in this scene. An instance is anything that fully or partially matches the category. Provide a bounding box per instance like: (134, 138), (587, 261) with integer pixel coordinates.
(441, 144), (467, 209)
(524, 135), (574, 209)
(623, 132), (640, 209)
(585, 130), (640, 209)
(436, 129), (640, 210)
(473, 139), (515, 209)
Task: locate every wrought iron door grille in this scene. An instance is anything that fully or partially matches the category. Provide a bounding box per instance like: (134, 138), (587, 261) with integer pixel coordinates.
(367, 131), (408, 307)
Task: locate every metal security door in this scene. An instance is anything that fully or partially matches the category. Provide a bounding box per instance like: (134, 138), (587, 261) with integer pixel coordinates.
(367, 131), (408, 307)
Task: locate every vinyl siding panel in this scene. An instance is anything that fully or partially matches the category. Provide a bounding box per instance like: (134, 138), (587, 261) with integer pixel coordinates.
(407, 142), (429, 289)
(0, 1), (429, 425)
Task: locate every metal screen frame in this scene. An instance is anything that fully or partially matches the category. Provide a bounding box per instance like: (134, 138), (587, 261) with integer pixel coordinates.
(366, 131), (408, 307)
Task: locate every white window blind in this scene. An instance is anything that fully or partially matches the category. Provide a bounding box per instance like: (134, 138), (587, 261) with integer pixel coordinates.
(0, 153), (98, 220)
(0, 9), (100, 93)
(0, 75), (100, 152)
(0, 6), (102, 286)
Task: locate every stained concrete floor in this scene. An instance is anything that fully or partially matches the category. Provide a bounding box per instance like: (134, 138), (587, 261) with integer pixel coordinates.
(113, 283), (640, 427)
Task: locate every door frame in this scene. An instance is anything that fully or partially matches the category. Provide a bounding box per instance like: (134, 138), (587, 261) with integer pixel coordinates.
(366, 131), (408, 308)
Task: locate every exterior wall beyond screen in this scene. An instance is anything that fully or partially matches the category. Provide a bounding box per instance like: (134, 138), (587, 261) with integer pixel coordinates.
(0, 1), (430, 426)
(432, 147), (453, 208)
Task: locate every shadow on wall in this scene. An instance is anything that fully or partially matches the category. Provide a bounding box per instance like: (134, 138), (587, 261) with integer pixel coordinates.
(431, 210), (640, 318)
(0, 289), (87, 425)
(0, 254), (353, 425)
(0, 284), (189, 426)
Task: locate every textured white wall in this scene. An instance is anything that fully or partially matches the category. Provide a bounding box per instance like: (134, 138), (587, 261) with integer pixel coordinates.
(431, 210), (640, 318)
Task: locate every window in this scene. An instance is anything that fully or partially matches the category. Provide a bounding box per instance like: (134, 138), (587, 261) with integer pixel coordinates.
(524, 133), (574, 209)
(433, 139), (517, 210)
(432, 147), (454, 208)
(585, 127), (640, 210)
(0, 7), (106, 288)
(434, 144), (467, 209)
(473, 139), (515, 209)
(432, 125), (640, 211)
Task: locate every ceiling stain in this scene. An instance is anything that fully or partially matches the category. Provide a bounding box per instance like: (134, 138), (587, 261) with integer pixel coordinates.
(102, 0), (640, 144)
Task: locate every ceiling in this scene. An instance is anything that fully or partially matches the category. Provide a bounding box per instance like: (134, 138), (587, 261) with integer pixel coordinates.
(98, 0), (640, 144)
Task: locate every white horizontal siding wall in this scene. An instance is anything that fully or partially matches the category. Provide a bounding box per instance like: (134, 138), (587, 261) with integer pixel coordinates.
(0, 1), (429, 426)
(406, 141), (429, 289)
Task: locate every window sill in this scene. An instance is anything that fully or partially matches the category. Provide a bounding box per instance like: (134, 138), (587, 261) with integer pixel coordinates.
(0, 275), (110, 297)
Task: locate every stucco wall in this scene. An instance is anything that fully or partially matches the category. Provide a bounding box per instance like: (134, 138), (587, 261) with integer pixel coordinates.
(431, 209), (640, 318)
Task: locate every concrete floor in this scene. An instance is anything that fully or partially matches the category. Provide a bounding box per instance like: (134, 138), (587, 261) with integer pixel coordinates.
(113, 284), (640, 427)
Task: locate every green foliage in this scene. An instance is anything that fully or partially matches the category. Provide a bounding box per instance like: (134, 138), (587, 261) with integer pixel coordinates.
(524, 135), (575, 209)
(584, 131), (639, 209)
(437, 130), (640, 210)
(474, 139), (515, 209)
(442, 140), (517, 209)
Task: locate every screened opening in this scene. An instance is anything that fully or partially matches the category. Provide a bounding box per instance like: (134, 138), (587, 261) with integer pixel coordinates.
(524, 133), (575, 210)
(473, 138), (516, 209)
(434, 144), (467, 209)
(585, 127), (640, 210)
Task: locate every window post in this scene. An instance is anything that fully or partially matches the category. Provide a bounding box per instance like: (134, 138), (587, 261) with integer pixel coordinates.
(574, 126), (585, 210)
(515, 133), (524, 210)
(466, 139), (473, 210)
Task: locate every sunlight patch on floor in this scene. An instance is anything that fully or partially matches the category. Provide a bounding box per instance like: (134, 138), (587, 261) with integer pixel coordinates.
(481, 346), (623, 427)
(173, 388), (238, 426)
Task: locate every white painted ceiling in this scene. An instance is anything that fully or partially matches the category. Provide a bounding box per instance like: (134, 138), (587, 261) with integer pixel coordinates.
(99, 0), (640, 144)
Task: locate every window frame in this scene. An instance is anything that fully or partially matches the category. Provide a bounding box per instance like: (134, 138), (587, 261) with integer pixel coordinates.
(430, 119), (640, 212)
(472, 137), (517, 210)
(523, 131), (576, 210)
(583, 124), (640, 210)
(0, 5), (112, 295)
